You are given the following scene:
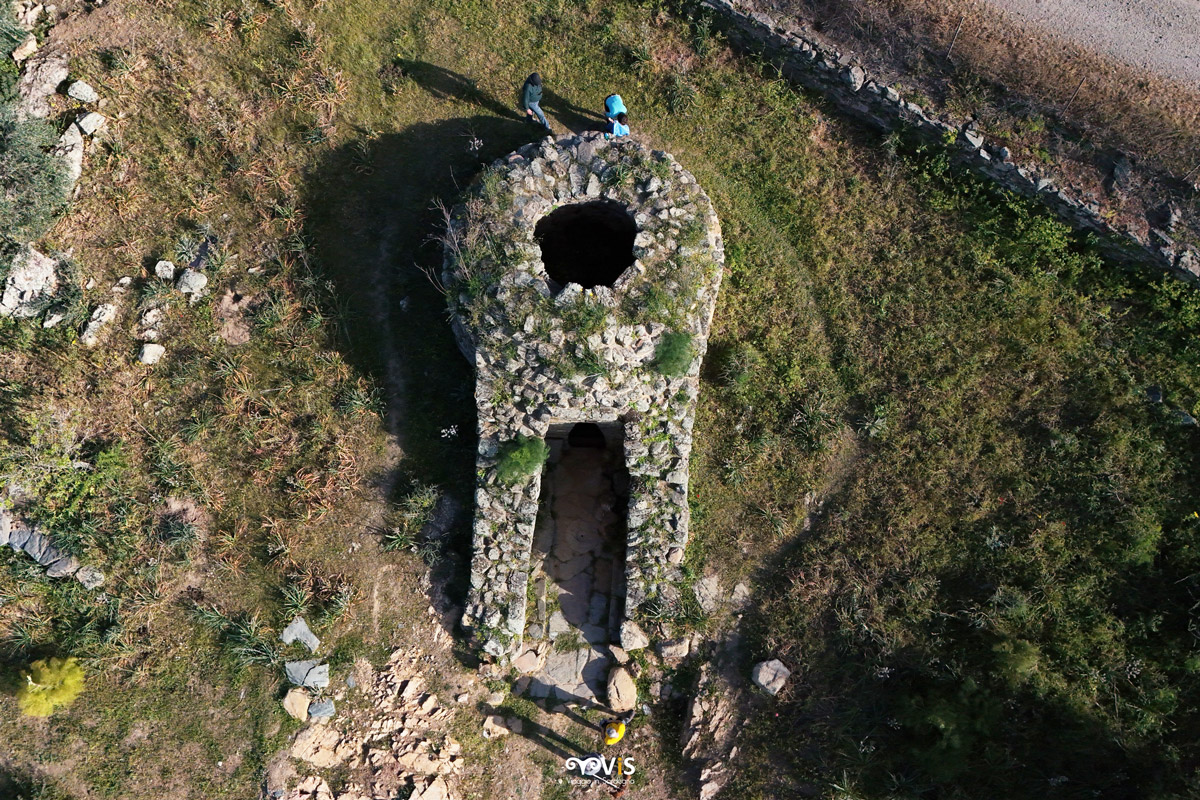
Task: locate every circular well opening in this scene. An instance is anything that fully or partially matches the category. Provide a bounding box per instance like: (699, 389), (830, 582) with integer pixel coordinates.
(534, 200), (637, 291)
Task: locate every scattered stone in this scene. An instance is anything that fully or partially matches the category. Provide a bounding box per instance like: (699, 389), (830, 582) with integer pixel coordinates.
(513, 647), (541, 674)
(111, 276), (132, 293)
(80, 303), (117, 348)
(290, 724), (352, 768)
(175, 268), (208, 302)
(8, 521), (32, 551)
(67, 80), (99, 103)
(42, 310), (66, 328)
(308, 699), (335, 720)
(76, 565), (105, 589)
(658, 638), (690, 660)
(76, 111), (107, 136)
(486, 691), (505, 706)
(285, 660), (329, 689)
(455, 693), (469, 704)
(751, 659), (791, 696)
(1, 245), (58, 319)
(619, 620), (649, 651)
(15, 51), (68, 119)
(12, 33), (37, 62)
(53, 123), (85, 185)
(842, 65), (865, 91)
(137, 343), (165, 365)
(1146, 386), (1164, 404)
(154, 260), (177, 280)
(1110, 154), (1133, 192)
(693, 574), (722, 615)
(412, 777), (450, 800)
(482, 714), (511, 738)
(283, 687), (311, 721)
(281, 616), (321, 653)
(606, 665), (637, 712)
(608, 644), (630, 665)
(45, 554), (80, 578)
(960, 127), (984, 150)
(731, 582), (751, 606)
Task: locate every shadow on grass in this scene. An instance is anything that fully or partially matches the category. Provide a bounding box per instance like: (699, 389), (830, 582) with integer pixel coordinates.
(298, 115), (539, 617)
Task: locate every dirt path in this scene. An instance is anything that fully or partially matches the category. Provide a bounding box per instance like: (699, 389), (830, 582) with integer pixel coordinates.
(980, 0), (1200, 84)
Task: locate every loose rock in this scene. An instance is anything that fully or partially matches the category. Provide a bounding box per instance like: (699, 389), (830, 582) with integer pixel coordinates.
(138, 343), (165, 365)
(67, 80), (99, 103)
(175, 268), (208, 302)
(606, 665), (637, 712)
(619, 620), (649, 651)
(283, 687), (311, 721)
(751, 659), (791, 696)
(80, 303), (117, 348)
(281, 616), (321, 653)
(1, 245), (58, 318)
(76, 111), (106, 136)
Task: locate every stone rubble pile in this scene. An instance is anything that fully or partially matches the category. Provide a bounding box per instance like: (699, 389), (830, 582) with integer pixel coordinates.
(277, 647), (461, 800)
(1, 507), (105, 590)
(445, 133), (725, 662)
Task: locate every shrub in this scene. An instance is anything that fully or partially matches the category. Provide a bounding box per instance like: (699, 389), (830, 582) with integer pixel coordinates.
(0, 108), (70, 245)
(653, 331), (694, 377)
(495, 435), (549, 485)
(17, 657), (86, 717)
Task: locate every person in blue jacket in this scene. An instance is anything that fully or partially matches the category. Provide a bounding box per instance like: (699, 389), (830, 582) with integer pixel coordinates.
(603, 94), (627, 122)
(521, 73), (551, 131)
(605, 112), (630, 139)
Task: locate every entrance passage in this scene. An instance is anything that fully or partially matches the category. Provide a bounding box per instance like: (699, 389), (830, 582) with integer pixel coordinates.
(534, 201), (637, 291)
(527, 421), (628, 702)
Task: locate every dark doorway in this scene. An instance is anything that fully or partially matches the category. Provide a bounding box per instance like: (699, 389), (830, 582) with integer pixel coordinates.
(534, 200), (637, 291)
(567, 422), (606, 449)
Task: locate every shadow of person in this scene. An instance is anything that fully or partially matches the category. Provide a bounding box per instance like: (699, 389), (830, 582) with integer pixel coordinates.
(541, 88), (606, 134)
(396, 60), (526, 123)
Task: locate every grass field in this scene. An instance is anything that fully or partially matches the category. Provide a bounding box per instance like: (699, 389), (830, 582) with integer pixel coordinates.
(2, 0), (1199, 798)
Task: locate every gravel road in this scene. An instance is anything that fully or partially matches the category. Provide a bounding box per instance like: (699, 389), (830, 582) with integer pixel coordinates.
(980, 0), (1200, 84)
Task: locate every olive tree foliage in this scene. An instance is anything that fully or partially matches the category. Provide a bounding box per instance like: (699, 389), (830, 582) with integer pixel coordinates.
(0, 7), (69, 247)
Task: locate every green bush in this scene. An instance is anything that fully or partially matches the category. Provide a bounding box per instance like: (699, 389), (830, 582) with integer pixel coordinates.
(653, 331), (694, 377)
(0, 107), (70, 245)
(16, 657), (86, 717)
(495, 435), (549, 485)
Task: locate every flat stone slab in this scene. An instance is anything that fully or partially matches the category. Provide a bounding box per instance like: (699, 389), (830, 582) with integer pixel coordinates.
(280, 616), (320, 653)
(308, 699), (335, 719)
(285, 660), (330, 689)
(76, 565), (105, 589)
(45, 555), (80, 578)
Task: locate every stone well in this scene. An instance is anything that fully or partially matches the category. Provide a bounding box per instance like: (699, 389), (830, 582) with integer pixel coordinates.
(443, 133), (724, 662)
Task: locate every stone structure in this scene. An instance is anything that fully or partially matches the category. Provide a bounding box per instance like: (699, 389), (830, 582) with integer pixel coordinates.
(697, 0), (1200, 285)
(443, 133), (724, 661)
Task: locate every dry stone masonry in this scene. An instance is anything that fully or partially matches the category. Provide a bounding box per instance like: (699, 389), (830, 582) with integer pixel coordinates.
(443, 133), (724, 662)
(698, 0), (1200, 285)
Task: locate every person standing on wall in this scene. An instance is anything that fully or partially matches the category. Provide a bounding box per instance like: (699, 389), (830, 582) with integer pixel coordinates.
(603, 93), (630, 139)
(521, 72), (551, 132)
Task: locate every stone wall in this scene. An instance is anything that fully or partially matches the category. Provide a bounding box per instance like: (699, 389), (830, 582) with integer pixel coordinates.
(697, 0), (1200, 284)
(443, 133), (724, 661)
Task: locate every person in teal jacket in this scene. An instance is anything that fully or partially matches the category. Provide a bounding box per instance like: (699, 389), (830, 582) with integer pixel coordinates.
(604, 93), (627, 121)
(605, 112), (629, 139)
(521, 73), (550, 131)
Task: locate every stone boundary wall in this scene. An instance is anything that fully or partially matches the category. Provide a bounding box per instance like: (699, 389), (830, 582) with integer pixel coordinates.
(696, 0), (1200, 285)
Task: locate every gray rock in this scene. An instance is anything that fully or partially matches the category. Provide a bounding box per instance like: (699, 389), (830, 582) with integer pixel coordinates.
(1, 246), (59, 319)
(693, 574), (721, 615)
(547, 610), (569, 640)
(280, 616), (321, 653)
(42, 310), (66, 328)
(15, 51), (68, 120)
(751, 659), (791, 696)
(658, 638), (690, 660)
(842, 65), (865, 91)
(75, 565), (105, 589)
(53, 123), (84, 186)
(307, 699), (335, 719)
(81, 303), (118, 348)
(8, 521), (32, 551)
(21, 530), (52, 563)
(1110, 155), (1133, 191)
(960, 128), (984, 150)
(46, 555), (81, 578)
(619, 619), (649, 651)
(731, 582), (751, 606)
(11, 33), (37, 62)
(175, 269), (208, 302)
(76, 111), (107, 136)
(607, 665), (637, 712)
(67, 80), (99, 103)
(285, 660), (315, 685)
(0, 509), (11, 547)
(154, 260), (178, 280)
(138, 344), (166, 365)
